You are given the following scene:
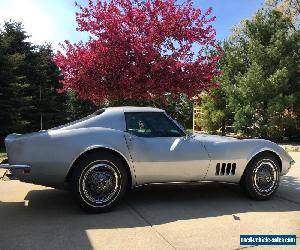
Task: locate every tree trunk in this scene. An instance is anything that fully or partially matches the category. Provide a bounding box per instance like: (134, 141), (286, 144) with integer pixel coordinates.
(221, 120), (226, 136)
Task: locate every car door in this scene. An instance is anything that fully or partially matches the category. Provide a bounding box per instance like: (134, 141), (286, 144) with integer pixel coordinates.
(124, 112), (210, 185)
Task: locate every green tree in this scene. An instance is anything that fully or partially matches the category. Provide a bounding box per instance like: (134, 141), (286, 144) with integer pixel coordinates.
(65, 91), (97, 121)
(265, 0), (300, 28)
(197, 88), (232, 135)
(199, 9), (300, 139)
(24, 44), (69, 131)
(0, 21), (32, 145)
(163, 94), (193, 129)
(0, 21), (81, 147)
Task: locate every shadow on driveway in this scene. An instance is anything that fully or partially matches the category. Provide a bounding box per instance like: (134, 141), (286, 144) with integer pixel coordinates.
(0, 180), (299, 249)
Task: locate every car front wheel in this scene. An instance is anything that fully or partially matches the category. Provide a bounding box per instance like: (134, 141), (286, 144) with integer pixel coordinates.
(71, 151), (128, 213)
(241, 153), (280, 200)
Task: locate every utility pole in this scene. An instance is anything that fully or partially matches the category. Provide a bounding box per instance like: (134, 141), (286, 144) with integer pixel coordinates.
(40, 83), (43, 130)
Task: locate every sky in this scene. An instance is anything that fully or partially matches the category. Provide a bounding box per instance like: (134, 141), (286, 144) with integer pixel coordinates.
(0, 0), (264, 50)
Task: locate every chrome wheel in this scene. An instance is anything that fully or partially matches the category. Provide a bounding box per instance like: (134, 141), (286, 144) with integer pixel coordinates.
(254, 160), (278, 195)
(81, 162), (119, 205)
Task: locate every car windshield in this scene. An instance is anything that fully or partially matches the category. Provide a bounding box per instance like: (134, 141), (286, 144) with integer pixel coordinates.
(164, 113), (189, 135)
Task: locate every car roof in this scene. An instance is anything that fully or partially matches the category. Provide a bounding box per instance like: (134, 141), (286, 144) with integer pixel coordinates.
(51, 106), (165, 132)
(105, 106), (164, 113)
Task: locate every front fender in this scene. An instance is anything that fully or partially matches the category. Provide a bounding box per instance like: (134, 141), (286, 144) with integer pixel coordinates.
(203, 138), (294, 183)
(245, 139), (294, 176)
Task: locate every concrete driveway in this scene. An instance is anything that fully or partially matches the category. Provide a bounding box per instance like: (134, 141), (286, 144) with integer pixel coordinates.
(0, 153), (299, 250)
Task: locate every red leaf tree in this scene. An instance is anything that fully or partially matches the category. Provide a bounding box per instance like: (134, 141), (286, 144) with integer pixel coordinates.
(54, 0), (222, 104)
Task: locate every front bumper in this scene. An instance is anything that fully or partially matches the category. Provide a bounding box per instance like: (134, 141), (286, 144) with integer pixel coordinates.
(282, 159), (296, 175)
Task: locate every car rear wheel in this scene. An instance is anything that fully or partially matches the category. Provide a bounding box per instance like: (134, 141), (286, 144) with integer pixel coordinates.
(71, 151), (128, 213)
(241, 153), (280, 200)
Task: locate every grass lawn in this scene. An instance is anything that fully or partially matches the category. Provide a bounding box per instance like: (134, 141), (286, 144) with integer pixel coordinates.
(0, 149), (7, 162)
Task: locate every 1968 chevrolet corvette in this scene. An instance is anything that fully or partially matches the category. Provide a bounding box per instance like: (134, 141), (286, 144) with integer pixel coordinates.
(0, 107), (295, 213)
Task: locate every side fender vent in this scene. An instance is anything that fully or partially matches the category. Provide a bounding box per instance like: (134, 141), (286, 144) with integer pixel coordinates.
(215, 163), (236, 176)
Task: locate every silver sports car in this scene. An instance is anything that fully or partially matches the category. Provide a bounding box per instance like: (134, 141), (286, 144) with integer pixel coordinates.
(0, 107), (295, 213)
